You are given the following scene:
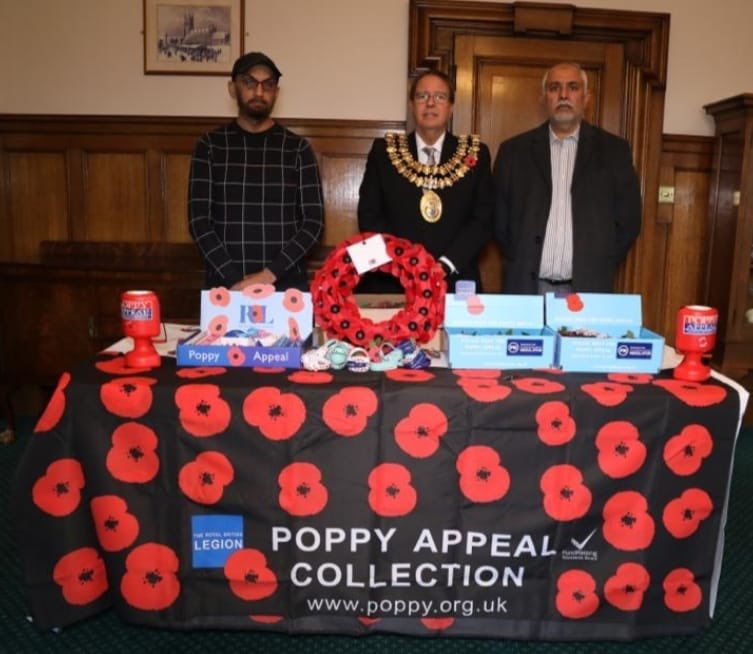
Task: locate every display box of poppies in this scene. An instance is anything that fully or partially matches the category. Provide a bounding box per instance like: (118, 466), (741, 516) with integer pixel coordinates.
(544, 292), (664, 373)
(176, 287), (313, 368)
(444, 294), (555, 369)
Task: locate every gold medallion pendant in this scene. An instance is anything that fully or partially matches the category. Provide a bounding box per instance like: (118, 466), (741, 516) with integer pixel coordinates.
(420, 189), (443, 223)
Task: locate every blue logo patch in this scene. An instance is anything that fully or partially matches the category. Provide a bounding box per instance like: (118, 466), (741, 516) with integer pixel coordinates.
(507, 339), (544, 356)
(616, 342), (653, 359)
(192, 515), (244, 568)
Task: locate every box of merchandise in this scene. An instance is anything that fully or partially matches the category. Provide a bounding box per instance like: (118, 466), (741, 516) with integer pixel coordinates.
(176, 288), (312, 368)
(444, 294), (554, 369)
(544, 292), (664, 373)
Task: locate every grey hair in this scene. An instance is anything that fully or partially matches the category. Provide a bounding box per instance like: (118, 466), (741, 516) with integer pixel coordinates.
(541, 63), (589, 94)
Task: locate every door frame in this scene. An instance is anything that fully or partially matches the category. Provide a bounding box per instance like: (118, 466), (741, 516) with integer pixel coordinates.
(408, 0), (670, 327)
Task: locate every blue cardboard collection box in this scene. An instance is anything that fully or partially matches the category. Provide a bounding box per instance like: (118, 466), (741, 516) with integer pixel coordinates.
(176, 289), (312, 368)
(544, 292), (664, 373)
(444, 294), (555, 369)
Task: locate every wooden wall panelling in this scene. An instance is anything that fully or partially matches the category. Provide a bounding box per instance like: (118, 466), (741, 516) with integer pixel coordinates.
(6, 151), (69, 258)
(83, 152), (149, 241)
(657, 135), (714, 344)
(0, 116), (403, 259)
(164, 152), (193, 243)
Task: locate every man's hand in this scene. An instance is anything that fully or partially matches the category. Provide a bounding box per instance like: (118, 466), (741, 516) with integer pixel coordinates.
(231, 268), (277, 291)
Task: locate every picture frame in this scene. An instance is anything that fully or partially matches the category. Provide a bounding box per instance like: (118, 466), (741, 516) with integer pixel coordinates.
(143, 0), (244, 76)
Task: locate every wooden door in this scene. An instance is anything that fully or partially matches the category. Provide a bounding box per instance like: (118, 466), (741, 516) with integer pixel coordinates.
(407, 0), (670, 328)
(453, 36), (625, 292)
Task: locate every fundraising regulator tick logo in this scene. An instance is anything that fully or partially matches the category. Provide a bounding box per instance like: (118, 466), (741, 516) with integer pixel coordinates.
(561, 527), (599, 561)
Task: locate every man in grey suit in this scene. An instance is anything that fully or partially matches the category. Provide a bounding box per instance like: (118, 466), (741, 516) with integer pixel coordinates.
(493, 62), (641, 295)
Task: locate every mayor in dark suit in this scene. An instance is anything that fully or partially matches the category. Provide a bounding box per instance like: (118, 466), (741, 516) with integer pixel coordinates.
(493, 62), (642, 295)
(357, 70), (494, 293)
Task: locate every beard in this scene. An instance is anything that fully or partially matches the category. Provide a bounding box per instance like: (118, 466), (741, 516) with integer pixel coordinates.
(238, 97), (274, 122)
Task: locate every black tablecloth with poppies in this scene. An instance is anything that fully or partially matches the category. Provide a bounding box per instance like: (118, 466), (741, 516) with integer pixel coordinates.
(12, 354), (742, 639)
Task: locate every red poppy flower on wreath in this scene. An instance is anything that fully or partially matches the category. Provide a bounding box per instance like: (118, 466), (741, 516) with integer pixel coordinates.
(175, 384), (232, 437)
(311, 233), (446, 346)
(663, 424), (713, 476)
(368, 463), (417, 517)
(662, 488), (713, 539)
(176, 366), (227, 379)
(604, 562), (650, 612)
(608, 372), (653, 385)
(95, 355), (151, 376)
(250, 614), (284, 624)
(394, 403), (448, 458)
(322, 386), (378, 437)
(208, 286), (231, 307)
(35, 371), (70, 432)
(121, 542), (181, 611)
(457, 377), (511, 403)
(456, 445), (511, 503)
(512, 377), (565, 394)
(243, 386), (306, 440)
(535, 401), (576, 446)
(288, 370), (334, 384)
(385, 368), (435, 383)
(555, 569), (599, 619)
(663, 568), (702, 612)
(90, 495), (140, 551)
(653, 379), (727, 407)
(53, 547), (108, 606)
(32, 458), (85, 517)
(602, 490), (655, 551)
(283, 288), (306, 313)
(581, 381), (634, 407)
(421, 617), (455, 631)
(227, 346), (246, 366)
(595, 420), (646, 478)
(207, 314), (229, 338)
(565, 293), (585, 312)
(179, 451), (235, 505)
(106, 422), (160, 483)
(243, 283), (275, 300)
(224, 548), (278, 601)
(100, 376), (157, 418)
(540, 464), (591, 521)
(278, 461), (329, 516)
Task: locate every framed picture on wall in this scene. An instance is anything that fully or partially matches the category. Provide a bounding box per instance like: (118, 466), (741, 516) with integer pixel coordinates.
(143, 0), (244, 75)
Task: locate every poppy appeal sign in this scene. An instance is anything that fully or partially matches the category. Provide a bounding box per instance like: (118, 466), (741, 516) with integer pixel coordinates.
(14, 358), (743, 639)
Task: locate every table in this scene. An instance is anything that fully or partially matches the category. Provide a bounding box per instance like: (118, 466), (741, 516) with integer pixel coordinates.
(13, 354), (745, 639)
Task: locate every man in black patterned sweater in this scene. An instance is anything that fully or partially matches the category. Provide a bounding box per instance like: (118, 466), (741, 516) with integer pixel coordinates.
(188, 52), (324, 291)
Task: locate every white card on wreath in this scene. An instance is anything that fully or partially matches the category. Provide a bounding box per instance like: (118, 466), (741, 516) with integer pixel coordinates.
(347, 234), (392, 275)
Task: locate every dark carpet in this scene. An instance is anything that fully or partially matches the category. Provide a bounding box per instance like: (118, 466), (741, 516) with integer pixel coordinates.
(1, 418), (751, 654)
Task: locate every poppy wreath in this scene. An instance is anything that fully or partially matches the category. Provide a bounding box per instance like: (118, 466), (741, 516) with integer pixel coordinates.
(311, 232), (447, 347)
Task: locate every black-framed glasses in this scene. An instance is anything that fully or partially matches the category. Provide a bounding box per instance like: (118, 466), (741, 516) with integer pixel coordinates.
(413, 91), (450, 104)
(237, 75), (278, 92)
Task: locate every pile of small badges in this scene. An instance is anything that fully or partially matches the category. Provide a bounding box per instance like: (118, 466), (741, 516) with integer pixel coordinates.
(301, 339), (432, 373)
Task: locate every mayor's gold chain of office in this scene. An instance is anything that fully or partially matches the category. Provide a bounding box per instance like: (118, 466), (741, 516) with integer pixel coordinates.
(384, 132), (481, 191)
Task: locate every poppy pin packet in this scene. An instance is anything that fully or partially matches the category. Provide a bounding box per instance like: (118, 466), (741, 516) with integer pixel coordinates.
(176, 288), (312, 368)
(544, 293), (664, 373)
(444, 294), (555, 369)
